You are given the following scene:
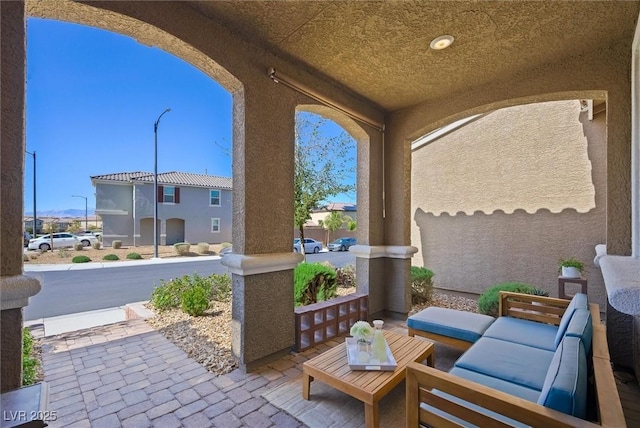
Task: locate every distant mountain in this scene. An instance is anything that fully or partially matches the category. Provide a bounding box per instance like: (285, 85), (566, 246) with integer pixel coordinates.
(23, 208), (96, 218)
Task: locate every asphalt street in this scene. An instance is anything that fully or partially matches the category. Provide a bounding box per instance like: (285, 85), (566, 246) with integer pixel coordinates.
(24, 250), (355, 320)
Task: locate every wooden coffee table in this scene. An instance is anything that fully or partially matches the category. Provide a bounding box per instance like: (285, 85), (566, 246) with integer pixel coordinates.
(302, 330), (434, 428)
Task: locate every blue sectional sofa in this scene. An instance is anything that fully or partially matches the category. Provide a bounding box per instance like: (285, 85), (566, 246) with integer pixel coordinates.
(406, 292), (626, 427)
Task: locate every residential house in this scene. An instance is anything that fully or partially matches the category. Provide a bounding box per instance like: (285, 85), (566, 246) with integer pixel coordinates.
(91, 171), (232, 247)
(22, 217), (43, 234)
(3, 1), (639, 386)
(308, 202), (357, 244)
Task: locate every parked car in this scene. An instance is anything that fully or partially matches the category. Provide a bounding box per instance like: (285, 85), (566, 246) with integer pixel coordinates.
(327, 237), (357, 252)
(28, 233), (80, 251)
(293, 238), (323, 253)
(78, 230), (102, 239)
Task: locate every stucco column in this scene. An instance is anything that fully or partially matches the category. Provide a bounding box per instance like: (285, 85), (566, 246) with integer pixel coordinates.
(0, 0), (41, 392)
(221, 80), (302, 372)
(352, 122), (417, 319)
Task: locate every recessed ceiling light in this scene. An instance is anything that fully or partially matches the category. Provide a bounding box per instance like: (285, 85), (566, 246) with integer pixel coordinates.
(430, 35), (454, 50)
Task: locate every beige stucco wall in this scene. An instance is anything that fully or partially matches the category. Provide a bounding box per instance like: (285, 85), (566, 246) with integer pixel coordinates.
(413, 101), (595, 215)
(411, 102), (607, 306)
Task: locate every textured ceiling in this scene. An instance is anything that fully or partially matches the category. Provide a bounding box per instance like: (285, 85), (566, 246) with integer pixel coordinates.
(186, 1), (639, 111)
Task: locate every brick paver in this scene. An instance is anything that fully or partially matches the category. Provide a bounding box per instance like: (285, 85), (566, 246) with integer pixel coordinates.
(40, 319), (310, 427)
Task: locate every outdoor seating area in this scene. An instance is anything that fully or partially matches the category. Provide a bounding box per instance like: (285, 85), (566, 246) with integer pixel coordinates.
(406, 292), (625, 427)
(25, 290), (638, 428)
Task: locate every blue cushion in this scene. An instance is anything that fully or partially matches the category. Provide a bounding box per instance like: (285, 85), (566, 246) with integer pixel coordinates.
(483, 317), (558, 351)
(537, 336), (587, 418)
(554, 293), (589, 348)
(450, 367), (541, 402)
(407, 307), (495, 343)
(454, 337), (554, 390)
(564, 309), (592, 355)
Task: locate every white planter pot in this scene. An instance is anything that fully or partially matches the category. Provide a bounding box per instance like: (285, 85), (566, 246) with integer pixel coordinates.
(561, 266), (581, 278)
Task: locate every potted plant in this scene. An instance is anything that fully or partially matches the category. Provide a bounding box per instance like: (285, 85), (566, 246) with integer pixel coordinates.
(559, 258), (584, 278)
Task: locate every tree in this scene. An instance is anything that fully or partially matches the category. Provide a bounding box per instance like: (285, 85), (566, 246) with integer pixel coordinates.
(323, 211), (348, 244)
(294, 112), (355, 258)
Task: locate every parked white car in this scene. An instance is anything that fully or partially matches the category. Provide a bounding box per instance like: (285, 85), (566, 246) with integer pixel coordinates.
(293, 238), (323, 253)
(28, 233), (98, 251)
(28, 233), (80, 251)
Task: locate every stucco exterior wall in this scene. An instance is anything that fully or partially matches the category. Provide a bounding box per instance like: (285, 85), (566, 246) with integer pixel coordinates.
(411, 101), (607, 306)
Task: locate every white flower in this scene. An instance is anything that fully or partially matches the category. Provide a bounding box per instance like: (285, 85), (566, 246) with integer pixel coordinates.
(350, 321), (374, 340)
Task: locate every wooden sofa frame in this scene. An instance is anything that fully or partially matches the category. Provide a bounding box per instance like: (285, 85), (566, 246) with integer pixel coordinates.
(406, 291), (626, 427)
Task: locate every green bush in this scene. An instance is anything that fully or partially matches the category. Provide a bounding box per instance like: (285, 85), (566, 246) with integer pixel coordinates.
(174, 242), (191, 255)
(112, 240), (122, 249)
(221, 242), (232, 249)
(478, 282), (536, 317)
(197, 242), (210, 254)
(22, 328), (39, 386)
(411, 266), (435, 304)
(72, 255), (91, 263)
(92, 241), (101, 250)
(126, 252), (142, 260)
(208, 273), (232, 302)
(336, 264), (356, 288)
(294, 262), (337, 306)
(73, 242), (84, 251)
(150, 273), (231, 312)
(180, 284), (210, 316)
(102, 254), (120, 261)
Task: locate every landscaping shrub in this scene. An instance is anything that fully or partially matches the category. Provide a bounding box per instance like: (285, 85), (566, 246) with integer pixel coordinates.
(58, 248), (70, 258)
(221, 242), (232, 249)
(22, 328), (39, 386)
(180, 283), (210, 316)
(126, 252), (142, 260)
(103, 254), (120, 261)
(208, 273), (232, 302)
(112, 240), (122, 249)
(411, 266), (435, 304)
(23, 253), (29, 262)
(150, 273), (231, 313)
(294, 262), (337, 306)
(72, 255), (91, 263)
(73, 242), (84, 251)
(174, 242), (191, 255)
(336, 264), (356, 288)
(478, 282), (536, 317)
(92, 241), (101, 250)
(197, 242), (210, 254)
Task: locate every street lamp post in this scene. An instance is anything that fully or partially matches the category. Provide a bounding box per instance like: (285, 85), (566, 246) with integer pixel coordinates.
(72, 195), (88, 231)
(154, 108), (171, 259)
(25, 150), (36, 235)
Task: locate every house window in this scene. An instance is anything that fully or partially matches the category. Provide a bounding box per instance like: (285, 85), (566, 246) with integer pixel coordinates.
(163, 186), (175, 203)
(158, 186), (180, 203)
(211, 218), (220, 233)
(210, 190), (221, 206)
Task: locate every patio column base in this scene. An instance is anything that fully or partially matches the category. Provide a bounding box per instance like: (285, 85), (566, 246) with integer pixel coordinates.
(350, 245), (418, 319)
(221, 253), (302, 373)
(1, 275), (41, 392)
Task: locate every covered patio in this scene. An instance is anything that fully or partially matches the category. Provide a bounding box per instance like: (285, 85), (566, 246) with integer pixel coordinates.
(2, 0), (640, 425)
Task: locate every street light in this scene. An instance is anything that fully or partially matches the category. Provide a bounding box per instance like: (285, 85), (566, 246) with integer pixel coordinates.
(25, 150), (36, 235)
(154, 108), (171, 259)
(72, 195), (88, 231)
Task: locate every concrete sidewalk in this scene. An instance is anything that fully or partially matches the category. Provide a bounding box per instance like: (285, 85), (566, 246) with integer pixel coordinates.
(25, 302), (154, 338)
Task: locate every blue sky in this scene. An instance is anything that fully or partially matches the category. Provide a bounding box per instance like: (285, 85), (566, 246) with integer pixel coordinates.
(25, 18), (355, 214)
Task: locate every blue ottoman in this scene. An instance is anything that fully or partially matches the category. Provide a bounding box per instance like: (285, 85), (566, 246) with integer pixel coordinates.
(407, 307), (495, 350)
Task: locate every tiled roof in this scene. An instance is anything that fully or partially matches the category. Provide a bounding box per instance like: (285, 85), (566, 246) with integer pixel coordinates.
(315, 202), (357, 212)
(91, 171), (232, 189)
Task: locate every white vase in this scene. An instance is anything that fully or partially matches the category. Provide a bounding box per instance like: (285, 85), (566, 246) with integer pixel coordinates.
(561, 266), (581, 278)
